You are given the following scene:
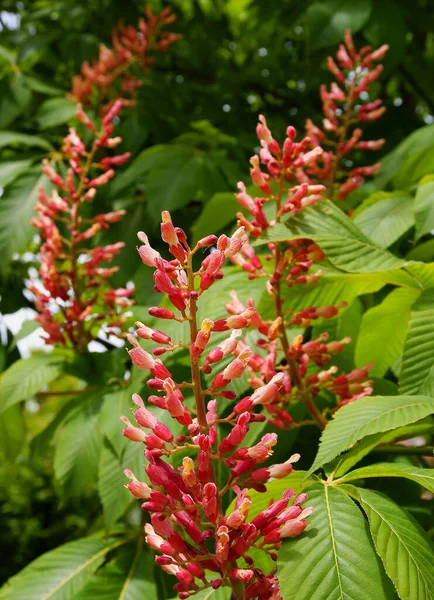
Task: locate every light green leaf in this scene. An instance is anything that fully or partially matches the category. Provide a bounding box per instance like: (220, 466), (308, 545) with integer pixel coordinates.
(337, 462), (434, 492)
(278, 484), (395, 600)
(36, 97), (77, 129)
(54, 397), (103, 495)
(0, 131), (53, 151)
(307, 0), (372, 50)
(98, 441), (132, 529)
(353, 192), (414, 248)
(355, 287), (421, 377)
(308, 395), (434, 475)
(0, 170), (50, 269)
(414, 175), (434, 240)
(399, 289), (434, 396)
(357, 488), (434, 600)
(0, 534), (132, 600)
(73, 542), (157, 600)
(256, 200), (407, 273)
(0, 354), (64, 415)
(0, 158), (35, 188)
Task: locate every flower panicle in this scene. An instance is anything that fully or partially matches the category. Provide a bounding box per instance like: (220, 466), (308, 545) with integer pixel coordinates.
(69, 5), (181, 112)
(30, 104), (133, 350)
(123, 211), (312, 599)
(307, 29), (388, 199)
(230, 109), (374, 429)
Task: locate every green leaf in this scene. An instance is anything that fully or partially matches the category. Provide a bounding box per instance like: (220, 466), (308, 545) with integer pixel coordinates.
(23, 75), (64, 96)
(0, 354), (64, 415)
(98, 441), (132, 529)
(0, 158), (35, 189)
(109, 145), (226, 221)
(0, 404), (25, 461)
(226, 471), (318, 518)
(306, 0), (372, 50)
(414, 175), (434, 240)
(399, 289), (434, 396)
(54, 397), (103, 495)
(256, 200), (407, 273)
(364, 0), (408, 71)
(0, 534), (132, 600)
(0, 75), (32, 129)
(308, 395), (434, 475)
(337, 463), (434, 492)
(258, 268), (396, 319)
(278, 484), (395, 600)
(355, 287), (421, 377)
(36, 98), (77, 129)
(0, 131), (53, 151)
(0, 170), (50, 269)
(353, 192), (414, 248)
(357, 488), (434, 600)
(73, 542), (157, 600)
(333, 420), (434, 477)
(191, 191), (238, 243)
(375, 123), (434, 189)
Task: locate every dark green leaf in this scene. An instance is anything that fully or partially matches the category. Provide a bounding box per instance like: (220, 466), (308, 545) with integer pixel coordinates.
(307, 0), (372, 50)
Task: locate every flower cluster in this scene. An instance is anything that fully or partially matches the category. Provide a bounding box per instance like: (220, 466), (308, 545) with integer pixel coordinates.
(69, 5), (181, 112)
(29, 101), (133, 350)
(230, 113), (374, 429)
(306, 29), (389, 199)
(123, 212), (312, 599)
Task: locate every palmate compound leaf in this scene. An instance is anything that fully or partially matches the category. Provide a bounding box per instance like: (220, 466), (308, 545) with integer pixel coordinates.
(255, 200), (407, 273)
(337, 462), (434, 493)
(277, 484), (395, 600)
(399, 289), (434, 396)
(356, 487), (434, 600)
(308, 395), (434, 476)
(0, 534), (134, 600)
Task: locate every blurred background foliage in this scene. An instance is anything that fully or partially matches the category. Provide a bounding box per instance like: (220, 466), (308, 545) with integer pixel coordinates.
(1, 0), (434, 588)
